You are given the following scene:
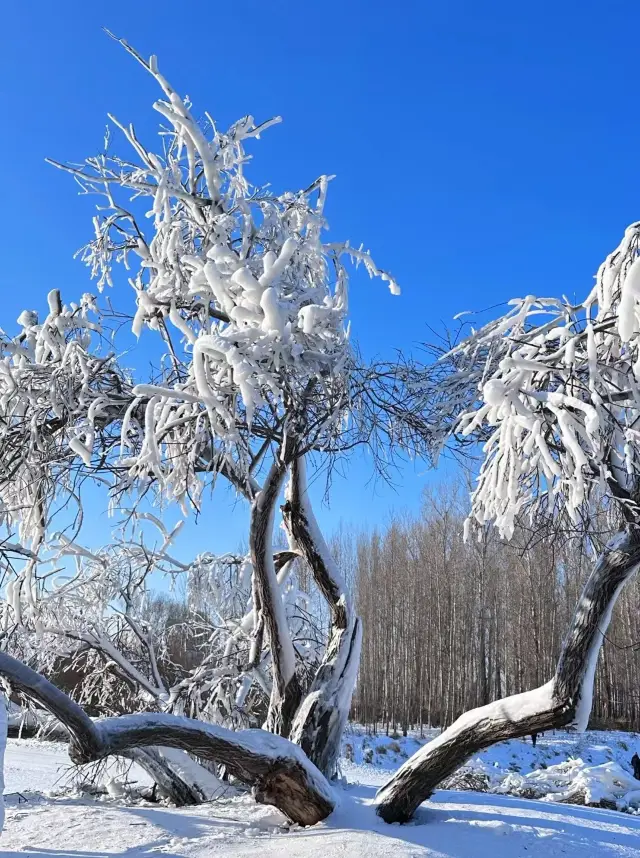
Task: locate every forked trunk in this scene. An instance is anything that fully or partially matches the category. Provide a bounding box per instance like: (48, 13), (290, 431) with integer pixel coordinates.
(376, 527), (640, 822)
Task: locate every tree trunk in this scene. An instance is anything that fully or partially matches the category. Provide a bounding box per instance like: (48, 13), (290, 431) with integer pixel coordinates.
(249, 446), (301, 737)
(376, 527), (640, 823)
(7, 706), (213, 807)
(0, 652), (334, 826)
(283, 456), (362, 778)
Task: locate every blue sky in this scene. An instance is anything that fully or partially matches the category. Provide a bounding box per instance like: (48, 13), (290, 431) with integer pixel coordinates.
(2, 1), (640, 556)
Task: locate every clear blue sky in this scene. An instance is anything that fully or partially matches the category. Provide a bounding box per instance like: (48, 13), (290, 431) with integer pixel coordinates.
(2, 1), (639, 555)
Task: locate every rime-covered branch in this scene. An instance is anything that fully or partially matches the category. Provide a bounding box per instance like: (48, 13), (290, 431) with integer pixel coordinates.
(418, 223), (640, 537)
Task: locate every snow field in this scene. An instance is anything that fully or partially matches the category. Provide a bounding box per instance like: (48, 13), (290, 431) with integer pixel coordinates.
(2, 730), (640, 856)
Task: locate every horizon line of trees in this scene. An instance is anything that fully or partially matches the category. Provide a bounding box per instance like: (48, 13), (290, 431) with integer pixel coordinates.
(328, 484), (640, 735)
(29, 480), (640, 739)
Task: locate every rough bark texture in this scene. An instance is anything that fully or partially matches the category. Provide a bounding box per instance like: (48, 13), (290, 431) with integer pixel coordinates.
(553, 531), (640, 704)
(289, 620), (362, 778)
(376, 527), (640, 823)
(283, 456), (362, 778)
(0, 652), (334, 826)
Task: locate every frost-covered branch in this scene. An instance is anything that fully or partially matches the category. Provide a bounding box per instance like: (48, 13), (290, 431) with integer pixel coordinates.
(45, 45), (402, 515)
(418, 224), (640, 537)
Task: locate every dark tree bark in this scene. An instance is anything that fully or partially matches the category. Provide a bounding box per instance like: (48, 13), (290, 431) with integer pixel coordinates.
(376, 528), (640, 823)
(0, 652), (334, 826)
(283, 456), (362, 778)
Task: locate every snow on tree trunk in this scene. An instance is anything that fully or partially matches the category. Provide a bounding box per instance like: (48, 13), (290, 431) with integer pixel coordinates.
(80, 714), (334, 824)
(0, 652), (334, 826)
(283, 456), (362, 778)
(249, 449), (301, 737)
(2, 703), (215, 807)
(375, 528), (640, 822)
(290, 619), (361, 779)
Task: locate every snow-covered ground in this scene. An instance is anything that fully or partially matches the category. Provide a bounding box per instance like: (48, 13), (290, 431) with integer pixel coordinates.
(342, 726), (640, 811)
(2, 730), (640, 857)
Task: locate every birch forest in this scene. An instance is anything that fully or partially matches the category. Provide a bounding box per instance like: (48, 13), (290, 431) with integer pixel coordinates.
(338, 486), (640, 735)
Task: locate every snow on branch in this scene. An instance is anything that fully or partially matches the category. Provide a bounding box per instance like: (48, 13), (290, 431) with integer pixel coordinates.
(421, 223), (640, 538)
(0, 290), (132, 546)
(46, 44), (400, 510)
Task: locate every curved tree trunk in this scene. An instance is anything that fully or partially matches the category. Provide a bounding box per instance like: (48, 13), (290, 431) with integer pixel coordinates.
(0, 652), (334, 826)
(249, 446), (301, 737)
(7, 703), (211, 807)
(283, 455), (362, 778)
(376, 527), (640, 823)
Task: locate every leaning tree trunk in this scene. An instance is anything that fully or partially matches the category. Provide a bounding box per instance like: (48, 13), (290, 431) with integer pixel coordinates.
(0, 651), (334, 826)
(8, 703), (211, 806)
(376, 527), (640, 822)
(283, 455), (362, 778)
(249, 447), (302, 737)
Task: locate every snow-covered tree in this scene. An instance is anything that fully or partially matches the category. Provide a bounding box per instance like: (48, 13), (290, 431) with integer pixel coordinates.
(7, 529), (323, 729)
(9, 32), (631, 829)
(0, 37), (428, 824)
(375, 223), (640, 821)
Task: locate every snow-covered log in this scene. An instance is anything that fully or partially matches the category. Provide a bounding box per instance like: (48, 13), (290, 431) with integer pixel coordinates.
(283, 456), (362, 777)
(0, 652), (334, 825)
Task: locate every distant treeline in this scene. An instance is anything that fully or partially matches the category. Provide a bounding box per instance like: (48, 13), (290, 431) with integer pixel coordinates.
(329, 487), (640, 734)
